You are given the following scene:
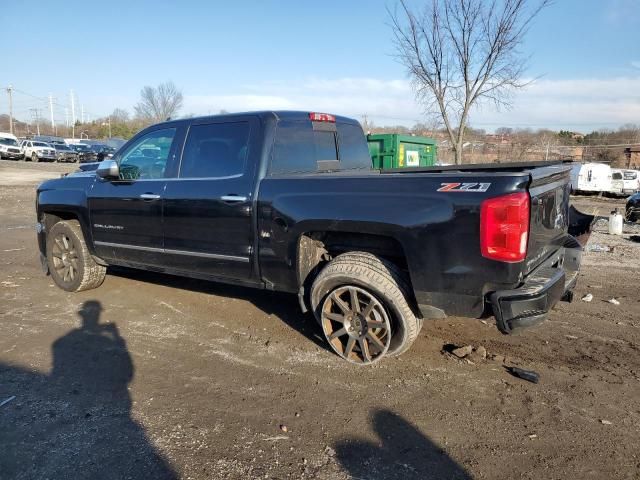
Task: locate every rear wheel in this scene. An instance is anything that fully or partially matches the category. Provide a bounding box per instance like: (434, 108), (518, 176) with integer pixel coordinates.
(310, 252), (422, 365)
(46, 220), (106, 292)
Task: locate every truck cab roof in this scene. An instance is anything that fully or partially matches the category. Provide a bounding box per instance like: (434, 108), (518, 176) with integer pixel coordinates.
(157, 110), (361, 128)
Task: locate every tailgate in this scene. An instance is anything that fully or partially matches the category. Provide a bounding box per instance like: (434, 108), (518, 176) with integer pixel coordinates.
(525, 165), (573, 274)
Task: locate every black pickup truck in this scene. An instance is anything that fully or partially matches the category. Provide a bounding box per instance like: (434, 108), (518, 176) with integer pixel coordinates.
(36, 111), (591, 364)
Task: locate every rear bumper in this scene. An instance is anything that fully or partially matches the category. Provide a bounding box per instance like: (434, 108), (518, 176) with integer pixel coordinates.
(490, 240), (581, 334)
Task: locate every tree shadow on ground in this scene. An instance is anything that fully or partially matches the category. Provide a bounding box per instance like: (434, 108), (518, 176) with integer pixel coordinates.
(334, 409), (472, 480)
(0, 300), (176, 480)
(108, 266), (327, 350)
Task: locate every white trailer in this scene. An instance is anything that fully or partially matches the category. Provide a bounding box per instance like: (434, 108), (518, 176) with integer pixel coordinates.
(571, 163), (612, 193)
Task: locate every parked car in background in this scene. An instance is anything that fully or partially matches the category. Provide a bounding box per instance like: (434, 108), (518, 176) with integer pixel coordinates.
(69, 143), (95, 163)
(88, 144), (115, 161)
(627, 193), (640, 222)
(20, 140), (56, 162)
(610, 169), (640, 196)
(0, 132), (24, 160)
(52, 143), (79, 163)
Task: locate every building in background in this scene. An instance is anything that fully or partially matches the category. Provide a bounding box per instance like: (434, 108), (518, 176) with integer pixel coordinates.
(624, 146), (640, 169)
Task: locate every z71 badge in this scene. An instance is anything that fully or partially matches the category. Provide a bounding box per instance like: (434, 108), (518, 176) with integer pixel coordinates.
(437, 182), (491, 192)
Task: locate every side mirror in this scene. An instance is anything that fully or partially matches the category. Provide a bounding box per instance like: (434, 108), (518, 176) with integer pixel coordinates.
(96, 159), (120, 180)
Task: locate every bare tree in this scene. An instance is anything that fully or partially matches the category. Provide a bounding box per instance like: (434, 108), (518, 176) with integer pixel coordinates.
(111, 108), (130, 123)
(390, 0), (550, 164)
(134, 81), (184, 122)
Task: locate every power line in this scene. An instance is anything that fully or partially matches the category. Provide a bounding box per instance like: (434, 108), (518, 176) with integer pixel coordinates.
(29, 108), (42, 135)
(4, 85), (103, 121)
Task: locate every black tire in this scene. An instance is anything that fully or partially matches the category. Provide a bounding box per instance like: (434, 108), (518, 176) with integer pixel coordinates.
(310, 252), (422, 364)
(31, 152), (39, 163)
(46, 220), (106, 292)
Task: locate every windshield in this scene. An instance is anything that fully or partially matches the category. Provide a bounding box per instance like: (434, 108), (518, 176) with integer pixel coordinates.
(33, 142), (51, 147)
(0, 138), (19, 146)
(75, 144), (90, 150)
(55, 144), (71, 150)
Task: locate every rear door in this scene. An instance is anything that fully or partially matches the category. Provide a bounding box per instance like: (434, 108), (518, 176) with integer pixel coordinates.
(161, 117), (259, 281)
(611, 171), (623, 193)
(88, 126), (182, 265)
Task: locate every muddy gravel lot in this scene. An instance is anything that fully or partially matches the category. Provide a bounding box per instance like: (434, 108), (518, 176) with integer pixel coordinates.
(1, 159), (639, 479)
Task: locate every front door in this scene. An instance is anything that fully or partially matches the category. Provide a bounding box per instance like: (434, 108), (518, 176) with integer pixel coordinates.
(162, 118), (258, 281)
(88, 127), (181, 265)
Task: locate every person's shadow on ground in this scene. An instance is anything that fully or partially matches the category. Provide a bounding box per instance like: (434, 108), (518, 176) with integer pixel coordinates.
(334, 409), (472, 480)
(0, 300), (176, 479)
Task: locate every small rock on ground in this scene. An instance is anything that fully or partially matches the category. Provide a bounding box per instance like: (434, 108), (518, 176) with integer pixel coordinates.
(452, 345), (473, 358)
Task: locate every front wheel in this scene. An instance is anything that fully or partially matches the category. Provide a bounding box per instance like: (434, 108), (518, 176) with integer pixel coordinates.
(310, 252), (422, 365)
(31, 152), (39, 163)
(46, 220), (106, 292)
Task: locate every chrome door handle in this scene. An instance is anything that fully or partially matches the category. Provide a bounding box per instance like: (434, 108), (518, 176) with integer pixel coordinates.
(221, 195), (247, 202)
(139, 193), (161, 200)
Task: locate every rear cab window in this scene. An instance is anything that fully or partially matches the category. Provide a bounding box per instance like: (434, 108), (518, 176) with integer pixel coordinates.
(269, 118), (371, 175)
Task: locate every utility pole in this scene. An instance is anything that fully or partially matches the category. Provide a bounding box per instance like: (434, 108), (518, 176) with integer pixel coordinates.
(48, 93), (55, 131)
(81, 104), (84, 124)
(6, 85), (14, 135)
(30, 108), (42, 136)
(70, 89), (76, 138)
(108, 116), (112, 138)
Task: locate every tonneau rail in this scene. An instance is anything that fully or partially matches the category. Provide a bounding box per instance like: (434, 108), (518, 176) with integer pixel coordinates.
(380, 159), (574, 174)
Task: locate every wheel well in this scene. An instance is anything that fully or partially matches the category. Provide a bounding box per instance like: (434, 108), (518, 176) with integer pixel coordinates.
(41, 211), (78, 233)
(297, 231), (410, 290)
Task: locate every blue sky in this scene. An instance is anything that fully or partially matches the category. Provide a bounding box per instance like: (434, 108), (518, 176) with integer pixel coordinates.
(1, 0), (639, 132)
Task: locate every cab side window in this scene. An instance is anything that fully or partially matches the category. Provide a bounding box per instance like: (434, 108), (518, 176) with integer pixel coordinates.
(179, 122), (251, 178)
(117, 128), (176, 180)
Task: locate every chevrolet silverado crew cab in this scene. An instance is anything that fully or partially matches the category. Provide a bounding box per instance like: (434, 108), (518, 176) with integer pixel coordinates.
(36, 111), (592, 365)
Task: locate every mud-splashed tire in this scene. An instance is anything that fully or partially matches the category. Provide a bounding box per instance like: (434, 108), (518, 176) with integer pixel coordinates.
(310, 252), (422, 364)
(46, 220), (106, 292)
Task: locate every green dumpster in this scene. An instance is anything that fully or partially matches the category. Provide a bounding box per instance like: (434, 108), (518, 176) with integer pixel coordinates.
(367, 134), (437, 169)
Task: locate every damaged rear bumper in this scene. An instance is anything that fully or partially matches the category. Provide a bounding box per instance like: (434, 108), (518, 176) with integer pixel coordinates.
(490, 237), (582, 334)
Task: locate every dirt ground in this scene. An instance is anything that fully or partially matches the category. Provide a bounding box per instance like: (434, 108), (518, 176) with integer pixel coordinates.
(1, 159), (639, 480)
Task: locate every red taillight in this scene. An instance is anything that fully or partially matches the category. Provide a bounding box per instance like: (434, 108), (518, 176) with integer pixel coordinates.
(480, 192), (530, 263)
(309, 112), (336, 122)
